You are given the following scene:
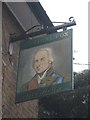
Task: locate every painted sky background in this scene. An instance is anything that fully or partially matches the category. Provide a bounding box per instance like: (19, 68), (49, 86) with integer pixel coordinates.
(39, 0), (88, 72)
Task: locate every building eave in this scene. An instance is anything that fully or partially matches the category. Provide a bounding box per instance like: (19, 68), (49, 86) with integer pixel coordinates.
(27, 2), (54, 28)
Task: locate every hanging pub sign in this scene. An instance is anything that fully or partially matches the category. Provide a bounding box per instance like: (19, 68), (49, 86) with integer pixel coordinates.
(15, 29), (73, 103)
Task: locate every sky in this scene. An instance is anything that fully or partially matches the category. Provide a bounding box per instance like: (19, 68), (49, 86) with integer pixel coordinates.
(39, 0), (89, 72)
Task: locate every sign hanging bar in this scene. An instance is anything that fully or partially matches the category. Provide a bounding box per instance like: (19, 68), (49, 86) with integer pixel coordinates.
(10, 18), (76, 43)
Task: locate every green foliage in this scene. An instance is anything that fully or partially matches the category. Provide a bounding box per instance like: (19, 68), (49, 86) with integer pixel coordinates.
(38, 69), (89, 118)
(75, 69), (89, 88)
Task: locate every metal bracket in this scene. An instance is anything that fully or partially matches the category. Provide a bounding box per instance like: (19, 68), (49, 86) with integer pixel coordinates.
(8, 33), (16, 56)
(52, 16), (76, 31)
(63, 17), (76, 31)
(9, 17), (76, 43)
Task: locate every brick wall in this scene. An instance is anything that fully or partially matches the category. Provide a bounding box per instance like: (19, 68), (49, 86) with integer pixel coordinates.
(2, 3), (38, 118)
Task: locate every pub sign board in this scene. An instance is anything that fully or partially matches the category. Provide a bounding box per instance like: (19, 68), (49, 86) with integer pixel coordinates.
(15, 29), (73, 103)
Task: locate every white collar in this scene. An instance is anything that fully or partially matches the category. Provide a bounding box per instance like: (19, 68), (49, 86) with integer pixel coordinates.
(37, 69), (48, 84)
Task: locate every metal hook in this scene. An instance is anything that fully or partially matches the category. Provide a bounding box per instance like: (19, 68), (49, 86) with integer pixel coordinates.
(69, 16), (75, 22)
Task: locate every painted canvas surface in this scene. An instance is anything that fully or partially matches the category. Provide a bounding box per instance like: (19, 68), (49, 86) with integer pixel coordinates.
(16, 29), (73, 103)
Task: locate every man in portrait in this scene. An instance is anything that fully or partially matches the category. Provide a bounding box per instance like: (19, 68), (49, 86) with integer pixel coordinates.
(20, 48), (64, 92)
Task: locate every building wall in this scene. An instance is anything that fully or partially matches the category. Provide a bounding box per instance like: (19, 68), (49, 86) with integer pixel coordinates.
(2, 3), (39, 118)
(88, 2), (90, 70)
(0, 2), (2, 119)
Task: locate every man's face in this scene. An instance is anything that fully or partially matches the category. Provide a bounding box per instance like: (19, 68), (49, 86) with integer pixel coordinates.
(33, 50), (50, 74)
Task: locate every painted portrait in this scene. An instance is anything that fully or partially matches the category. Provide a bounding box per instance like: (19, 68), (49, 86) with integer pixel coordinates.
(20, 47), (64, 92)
